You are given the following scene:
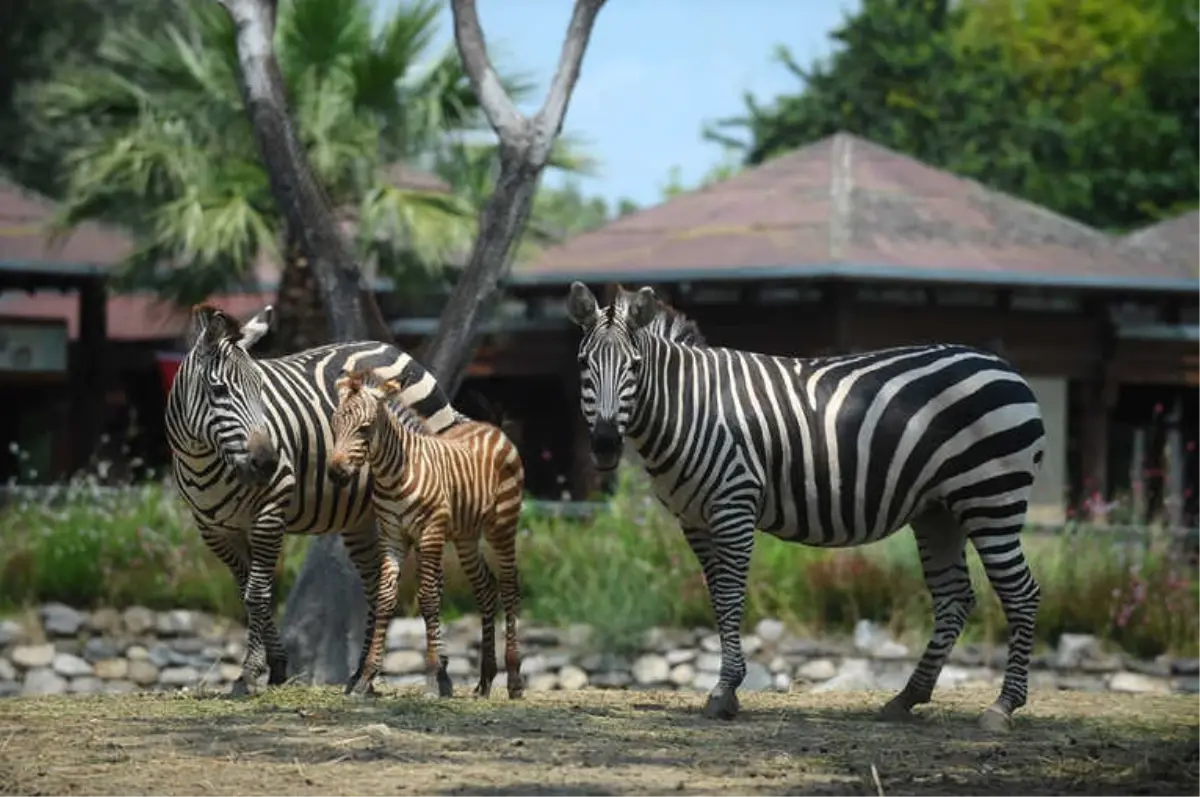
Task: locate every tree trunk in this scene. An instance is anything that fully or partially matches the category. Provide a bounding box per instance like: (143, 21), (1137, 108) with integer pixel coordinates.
(268, 239), (330, 356)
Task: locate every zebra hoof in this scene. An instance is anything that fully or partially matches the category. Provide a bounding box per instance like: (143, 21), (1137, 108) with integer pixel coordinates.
(877, 698), (917, 723)
(979, 706), (1012, 733)
(228, 678), (252, 698)
(701, 689), (739, 720)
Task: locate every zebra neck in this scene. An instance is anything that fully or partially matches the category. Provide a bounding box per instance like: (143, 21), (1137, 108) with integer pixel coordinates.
(625, 338), (678, 462)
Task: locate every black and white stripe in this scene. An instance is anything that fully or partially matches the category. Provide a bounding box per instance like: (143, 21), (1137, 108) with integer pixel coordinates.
(567, 282), (1045, 729)
(165, 304), (464, 694)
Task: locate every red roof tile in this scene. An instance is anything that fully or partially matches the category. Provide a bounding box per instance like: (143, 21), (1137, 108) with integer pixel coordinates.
(517, 133), (1196, 291)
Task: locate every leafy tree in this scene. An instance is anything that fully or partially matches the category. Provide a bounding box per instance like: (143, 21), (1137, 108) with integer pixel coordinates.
(705, 0), (1198, 230)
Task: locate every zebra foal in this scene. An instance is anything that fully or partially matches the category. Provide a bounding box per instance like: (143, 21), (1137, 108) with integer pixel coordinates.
(166, 304), (464, 695)
(566, 282), (1045, 731)
(327, 367), (526, 700)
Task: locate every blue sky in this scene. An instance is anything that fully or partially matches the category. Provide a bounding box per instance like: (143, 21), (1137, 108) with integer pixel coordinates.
(374, 0), (860, 209)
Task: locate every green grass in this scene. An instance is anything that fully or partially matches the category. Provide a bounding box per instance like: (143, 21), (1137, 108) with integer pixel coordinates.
(0, 466), (1196, 659)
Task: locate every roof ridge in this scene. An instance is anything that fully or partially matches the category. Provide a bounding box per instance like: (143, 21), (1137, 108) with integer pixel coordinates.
(828, 133), (854, 262)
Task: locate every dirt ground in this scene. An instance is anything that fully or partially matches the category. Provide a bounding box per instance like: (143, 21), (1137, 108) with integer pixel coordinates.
(0, 685), (1195, 796)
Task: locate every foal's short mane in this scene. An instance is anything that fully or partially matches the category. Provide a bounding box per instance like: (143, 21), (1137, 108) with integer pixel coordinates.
(610, 284), (707, 347)
(342, 367), (433, 435)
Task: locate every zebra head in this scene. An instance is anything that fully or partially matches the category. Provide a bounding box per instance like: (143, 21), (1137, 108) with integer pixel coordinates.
(179, 304), (278, 487)
(565, 281), (659, 472)
(328, 368), (397, 486)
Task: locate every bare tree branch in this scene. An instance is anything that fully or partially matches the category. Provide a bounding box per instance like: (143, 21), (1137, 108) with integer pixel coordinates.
(425, 0), (608, 394)
(450, 0), (524, 140)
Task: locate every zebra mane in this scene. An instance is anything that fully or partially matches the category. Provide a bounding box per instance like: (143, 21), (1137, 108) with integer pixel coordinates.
(340, 367), (433, 435)
(611, 284), (707, 347)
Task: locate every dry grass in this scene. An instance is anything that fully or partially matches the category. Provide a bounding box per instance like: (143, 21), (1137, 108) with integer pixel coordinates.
(0, 686), (1195, 796)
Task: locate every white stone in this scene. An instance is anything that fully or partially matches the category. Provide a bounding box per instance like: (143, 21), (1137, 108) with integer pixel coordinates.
(526, 673), (558, 692)
(10, 644), (55, 669)
(936, 665), (973, 690)
(692, 671), (719, 692)
(386, 617), (426, 650)
(811, 658), (874, 693)
(1109, 671), (1171, 695)
(93, 657), (129, 676)
(873, 640), (910, 660)
(0, 658), (15, 681)
(1057, 633), (1101, 669)
(773, 672), (792, 692)
(557, 665), (589, 691)
(122, 606), (156, 635)
(52, 653), (94, 678)
(669, 664), (696, 686)
(68, 677), (103, 694)
(382, 650), (425, 675)
(665, 648), (696, 666)
(0, 619), (25, 646)
(631, 654), (670, 685)
(21, 668), (66, 696)
(40, 603), (84, 636)
(742, 635), (763, 657)
(700, 634), (722, 653)
(743, 661), (773, 691)
(446, 658), (471, 678)
(218, 663), (242, 682)
(695, 653), (722, 673)
(755, 618), (787, 644)
(127, 660), (159, 686)
(159, 666), (200, 686)
(103, 680), (136, 694)
(795, 659), (837, 681)
(125, 645), (150, 661)
(522, 654), (549, 675)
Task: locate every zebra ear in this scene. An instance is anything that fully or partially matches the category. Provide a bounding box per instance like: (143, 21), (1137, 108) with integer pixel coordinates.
(566, 281), (600, 329)
(189, 304), (240, 351)
(236, 305), (274, 351)
(627, 286), (658, 331)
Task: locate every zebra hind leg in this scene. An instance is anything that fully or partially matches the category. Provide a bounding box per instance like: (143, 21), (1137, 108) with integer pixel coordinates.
(970, 519), (1041, 733)
(880, 507), (974, 722)
(455, 540), (500, 699)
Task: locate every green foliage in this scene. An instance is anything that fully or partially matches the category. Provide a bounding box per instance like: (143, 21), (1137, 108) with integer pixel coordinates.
(705, 0), (1198, 231)
(1, 465), (1194, 659)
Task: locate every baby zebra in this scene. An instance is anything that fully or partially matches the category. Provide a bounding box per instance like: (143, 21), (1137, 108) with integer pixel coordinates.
(327, 367), (525, 700)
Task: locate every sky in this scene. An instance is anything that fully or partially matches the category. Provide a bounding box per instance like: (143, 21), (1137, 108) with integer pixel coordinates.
(374, 0), (860, 209)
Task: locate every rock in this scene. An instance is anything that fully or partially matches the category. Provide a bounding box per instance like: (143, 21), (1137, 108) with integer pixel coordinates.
(755, 618), (787, 644)
(768, 656), (790, 674)
(695, 653), (722, 673)
(93, 659), (129, 680)
(522, 654), (549, 675)
(669, 664), (696, 687)
(222, 640), (244, 664)
(159, 666), (201, 686)
(590, 670), (632, 689)
(542, 651), (573, 670)
(88, 608), (122, 635)
(557, 665), (589, 691)
(853, 619), (908, 659)
(1056, 633), (1101, 669)
(563, 624), (593, 648)
(1108, 671), (1170, 695)
(520, 627), (561, 647)
(1172, 677), (1199, 694)
(700, 634), (722, 653)
(949, 643), (987, 667)
(83, 637), (122, 662)
(692, 671), (719, 692)
(156, 609), (206, 637)
(40, 603), (84, 637)
(147, 643), (173, 669)
(1056, 674), (1107, 692)
(874, 640), (910, 660)
(742, 635), (763, 657)
(126, 645), (150, 662)
(385, 617), (426, 650)
(0, 681), (20, 697)
(631, 654), (670, 685)
(526, 673), (558, 692)
(10, 643), (55, 669)
(853, 619), (881, 652)
(578, 653), (629, 673)
(122, 606), (156, 636)
(0, 619), (24, 646)
(1080, 653), (1126, 674)
(811, 658), (873, 693)
(21, 668), (67, 695)
(1172, 658), (1200, 676)
(69, 676), (104, 694)
(127, 660), (159, 686)
(53, 653), (94, 678)
(0, 658), (14, 681)
(773, 672), (792, 692)
(170, 637), (207, 655)
(936, 665), (973, 690)
(382, 650), (425, 675)
(103, 680), (137, 694)
(446, 658), (471, 678)
(665, 649), (696, 666)
(742, 661), (773, 692)
(384, 674), (425, 689)
(219, 664), (242, 682)
(795, 659), (837, 682)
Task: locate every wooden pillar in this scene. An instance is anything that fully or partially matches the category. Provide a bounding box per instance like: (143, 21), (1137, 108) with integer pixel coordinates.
(1079, 295), (1116, 522)
(1130, 427), (1147, 525)
(561, 374), (599, 501)
(1165, 394), (1185, 530)
(71, 277), (107, 474)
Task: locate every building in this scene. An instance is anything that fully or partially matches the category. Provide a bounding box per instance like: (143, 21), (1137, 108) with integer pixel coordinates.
(2, 134), (1197, 526)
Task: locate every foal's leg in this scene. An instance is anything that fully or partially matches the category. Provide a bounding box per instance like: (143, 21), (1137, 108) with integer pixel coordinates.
(454, 538), (500, 698)
(417, 520), (453, 698)
(880, 507), (974, 721)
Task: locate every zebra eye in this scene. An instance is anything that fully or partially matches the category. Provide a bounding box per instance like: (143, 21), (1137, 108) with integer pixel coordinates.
(576, 353), (589, 368)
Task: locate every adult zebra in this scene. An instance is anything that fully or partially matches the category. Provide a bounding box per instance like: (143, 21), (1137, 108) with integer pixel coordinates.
(166, 303), (464, 696)
(565, 282), (1045, 731)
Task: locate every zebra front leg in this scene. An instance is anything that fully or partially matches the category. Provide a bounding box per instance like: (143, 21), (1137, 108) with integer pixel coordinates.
(417, 527), (453, 698)
(454, 540), (499, 699)
(342, 524), (391, 697)
(232, 518), (288, 695)
(491, 520), (524, 700)
(970, 525), (1041, 732)
(348, 541), (404, 698)
(684, 517), (754, 720)
(200, 525), (255, 697)
(880, 509), (974, 722)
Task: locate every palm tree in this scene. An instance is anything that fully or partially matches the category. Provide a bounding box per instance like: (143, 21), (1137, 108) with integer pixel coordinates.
(30, 0), (577, 351)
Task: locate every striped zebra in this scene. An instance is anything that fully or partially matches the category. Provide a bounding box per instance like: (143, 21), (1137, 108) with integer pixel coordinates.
(326, 367), (526, 700)
(565, 282), (1045, 731)
(166, 304), (464, 696)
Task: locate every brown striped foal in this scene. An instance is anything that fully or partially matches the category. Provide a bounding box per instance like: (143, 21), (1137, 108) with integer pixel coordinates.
(327, 367), (525, 701)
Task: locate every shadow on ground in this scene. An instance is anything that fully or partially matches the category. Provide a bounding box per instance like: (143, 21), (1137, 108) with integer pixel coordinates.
(0, 686), (1195, 796)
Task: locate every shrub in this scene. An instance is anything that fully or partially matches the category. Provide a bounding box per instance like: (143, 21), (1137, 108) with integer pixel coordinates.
(0, 462), (1195, 659)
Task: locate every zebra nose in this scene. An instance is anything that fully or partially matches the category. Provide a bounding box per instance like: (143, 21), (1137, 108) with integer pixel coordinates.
(590, 419), (622, 456)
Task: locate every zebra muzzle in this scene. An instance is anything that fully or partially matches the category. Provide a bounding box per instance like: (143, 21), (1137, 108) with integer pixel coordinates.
(589, 419), (623, 471)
